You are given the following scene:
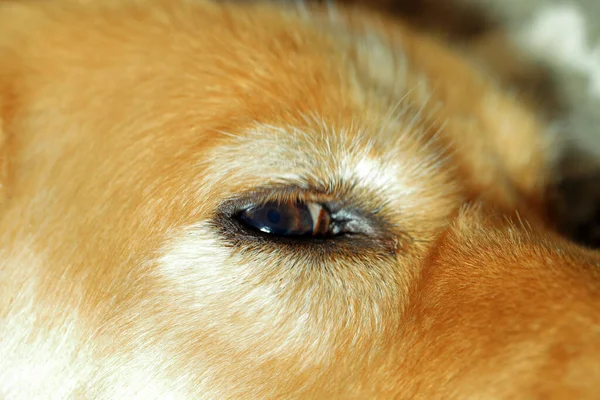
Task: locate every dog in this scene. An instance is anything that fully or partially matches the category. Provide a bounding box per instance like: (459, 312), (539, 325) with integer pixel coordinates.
(0, 0), (599, 398)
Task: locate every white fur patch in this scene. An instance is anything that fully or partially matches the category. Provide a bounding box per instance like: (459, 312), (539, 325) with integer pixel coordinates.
(156, 222), (333, 357)
(0, 248), (88, 399)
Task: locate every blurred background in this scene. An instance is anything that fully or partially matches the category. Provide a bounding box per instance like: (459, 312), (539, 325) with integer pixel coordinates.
(319, 0), (600, 165)
(312, 0), (600, 245)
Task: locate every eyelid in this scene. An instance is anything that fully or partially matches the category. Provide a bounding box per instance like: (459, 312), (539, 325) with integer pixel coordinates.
(215, 185), (391, 239)
(217, 187), (337, 219)
(213, 186), (405, 257)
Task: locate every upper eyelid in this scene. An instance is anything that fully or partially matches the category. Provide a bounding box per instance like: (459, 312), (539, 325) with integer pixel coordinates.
(215, 186), (338, 218)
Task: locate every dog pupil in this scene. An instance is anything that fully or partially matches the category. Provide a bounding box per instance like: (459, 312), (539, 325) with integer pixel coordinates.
(267, 209), (281, 224)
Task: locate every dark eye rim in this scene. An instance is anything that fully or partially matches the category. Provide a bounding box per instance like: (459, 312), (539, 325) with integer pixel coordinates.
(210, 186), (403, 254)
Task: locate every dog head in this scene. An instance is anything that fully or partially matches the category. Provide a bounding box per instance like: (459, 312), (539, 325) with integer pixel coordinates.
(0, 1), (599, 398)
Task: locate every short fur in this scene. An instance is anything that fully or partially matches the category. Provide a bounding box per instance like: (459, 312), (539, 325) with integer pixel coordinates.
(0, 1), (598, 399)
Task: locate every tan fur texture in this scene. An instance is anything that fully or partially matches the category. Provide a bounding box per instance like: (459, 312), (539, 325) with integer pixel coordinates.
(0, 1), (598, 399)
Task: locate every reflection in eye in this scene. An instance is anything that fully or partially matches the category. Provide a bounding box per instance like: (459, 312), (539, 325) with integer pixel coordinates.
(238, 202), (331, 237)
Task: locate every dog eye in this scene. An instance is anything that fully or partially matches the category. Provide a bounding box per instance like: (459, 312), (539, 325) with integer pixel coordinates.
(238, 202), (331, 237)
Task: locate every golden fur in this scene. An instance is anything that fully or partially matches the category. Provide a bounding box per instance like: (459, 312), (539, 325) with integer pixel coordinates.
(0, 0), (598, 398)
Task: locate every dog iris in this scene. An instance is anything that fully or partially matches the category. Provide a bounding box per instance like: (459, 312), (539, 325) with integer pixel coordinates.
(239, 202), (331, 237)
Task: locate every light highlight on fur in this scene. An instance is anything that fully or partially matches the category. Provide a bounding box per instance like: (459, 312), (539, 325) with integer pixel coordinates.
(0, 1), (598, 399)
